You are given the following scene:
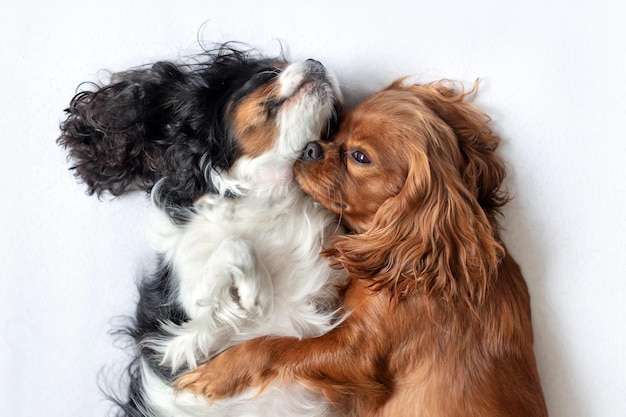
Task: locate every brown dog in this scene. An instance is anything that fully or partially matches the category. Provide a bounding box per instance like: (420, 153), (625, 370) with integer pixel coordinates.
(177, 79), (548, 417)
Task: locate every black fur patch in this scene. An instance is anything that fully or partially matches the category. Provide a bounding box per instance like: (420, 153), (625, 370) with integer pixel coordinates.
(58, 43), (285, 207)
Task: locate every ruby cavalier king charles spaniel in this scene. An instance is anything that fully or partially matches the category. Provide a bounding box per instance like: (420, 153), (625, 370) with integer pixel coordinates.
(177, 79), (548, 417)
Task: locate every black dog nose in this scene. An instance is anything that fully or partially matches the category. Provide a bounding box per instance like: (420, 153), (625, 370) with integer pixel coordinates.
(305, 59), (325, 71)
(302, 142), (324, 161)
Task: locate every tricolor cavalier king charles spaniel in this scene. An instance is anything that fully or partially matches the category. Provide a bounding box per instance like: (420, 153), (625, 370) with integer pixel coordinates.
(58, 44), (346, 417)
(177, 80), (549, 417)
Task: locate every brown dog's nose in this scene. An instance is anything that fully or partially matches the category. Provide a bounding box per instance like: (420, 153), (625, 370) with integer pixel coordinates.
(302, 142), (324, 161)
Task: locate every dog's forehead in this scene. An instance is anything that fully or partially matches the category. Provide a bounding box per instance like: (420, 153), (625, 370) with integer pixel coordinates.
(342, 109), (399, 145)
(229, 60), (285, 105)
(340, 89), (433, 150)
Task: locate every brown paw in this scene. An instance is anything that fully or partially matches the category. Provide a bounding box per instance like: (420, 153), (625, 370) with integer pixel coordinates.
(175, 338), (279, 400)
(175, 356), (254, 400)
(175, 364), (216, 399)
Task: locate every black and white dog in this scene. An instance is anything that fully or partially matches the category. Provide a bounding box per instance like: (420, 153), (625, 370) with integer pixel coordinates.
(59, 44), (346, 416)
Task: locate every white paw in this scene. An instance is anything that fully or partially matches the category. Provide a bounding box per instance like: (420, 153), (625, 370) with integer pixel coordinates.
(158, 322), (211, 371)
(178, 235), (274, 321)
(231, 250), (274, 318)
(164, 236), (275, 371)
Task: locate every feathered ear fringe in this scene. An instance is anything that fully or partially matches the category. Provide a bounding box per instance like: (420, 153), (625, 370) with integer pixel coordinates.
(58, 76), (167, 198)
(57, 44), (285, 207)
(57, 61), (216, 207)
(400, 80), (510, 217)
(324, 80), (508, 306)
(324, 170), (503, 306)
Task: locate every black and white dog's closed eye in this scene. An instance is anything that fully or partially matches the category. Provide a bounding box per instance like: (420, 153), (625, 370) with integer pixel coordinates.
(60, 45), (283, 207)
(58, 43), (346, 417)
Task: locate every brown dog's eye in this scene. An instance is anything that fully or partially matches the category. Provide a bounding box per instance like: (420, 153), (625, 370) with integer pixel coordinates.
(351, 150), (371, 164)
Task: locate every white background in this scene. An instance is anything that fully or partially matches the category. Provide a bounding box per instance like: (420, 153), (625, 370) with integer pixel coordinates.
(1, 1), (625, 416)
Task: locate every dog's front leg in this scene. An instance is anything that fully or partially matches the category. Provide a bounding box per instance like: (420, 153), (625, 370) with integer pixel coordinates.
(160, 236), (274, 371)
(174, 324), (378, 406)
(197, 236), (275, 322)
(176, 285), (388, 411)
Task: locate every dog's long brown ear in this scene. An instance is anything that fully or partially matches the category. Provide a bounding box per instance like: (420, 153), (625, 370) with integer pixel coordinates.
(403, 80), (509, 217)
(326, 160), (502, 304)
(325, 81), (506, 304)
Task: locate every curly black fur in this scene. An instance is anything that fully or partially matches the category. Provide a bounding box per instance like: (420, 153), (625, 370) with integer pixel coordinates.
(58, 43), (286, 207)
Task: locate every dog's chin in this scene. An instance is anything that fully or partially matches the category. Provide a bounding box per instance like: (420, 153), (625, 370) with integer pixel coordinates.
(293, 162), (327, 206)
(294, 165), (367, 234)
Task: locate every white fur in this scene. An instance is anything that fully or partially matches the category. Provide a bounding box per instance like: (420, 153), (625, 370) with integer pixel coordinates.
(139, 61), (346, 416)
(140, 361), (339, 417)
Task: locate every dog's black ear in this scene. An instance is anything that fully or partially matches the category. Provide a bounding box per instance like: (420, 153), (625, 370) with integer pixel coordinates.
(58, 62), (218, 206)
(59, 65), (167, 199)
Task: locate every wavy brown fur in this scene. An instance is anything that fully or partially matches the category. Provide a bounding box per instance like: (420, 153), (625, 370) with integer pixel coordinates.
(176, 80), (548, 417)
